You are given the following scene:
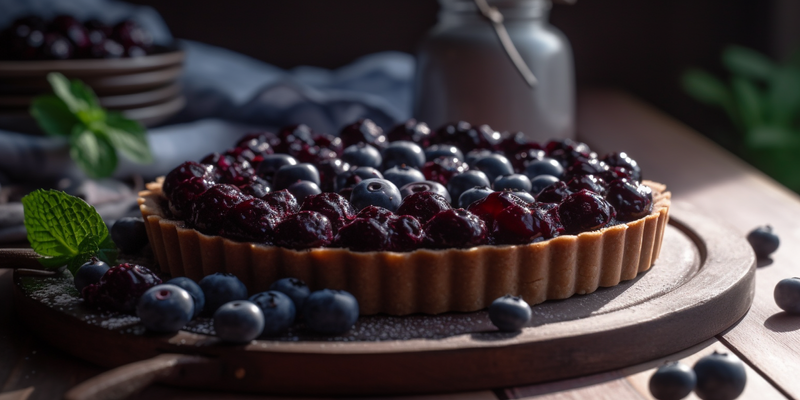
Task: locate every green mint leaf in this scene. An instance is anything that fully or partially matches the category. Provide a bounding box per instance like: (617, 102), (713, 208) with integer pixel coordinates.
(21, 189), (112, 273)
(29, 95), (80, 137)
(69, 126), (118, 179)
(731, 77), (764, 131)
(723, 45), (774, 81)
(67, 236), (100, 276)
(104, 111), (153, 163)
(96, 234), (118, 266)
(766, 66), (800, 128)
(681, 68), (742, 130)
(69, 77), (101, 110)
(47, 72), (88, 113)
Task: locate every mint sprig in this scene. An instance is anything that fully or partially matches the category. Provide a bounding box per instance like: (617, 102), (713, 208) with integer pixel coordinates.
(30, 72), (153, 179)
(22, 189), (118, 276)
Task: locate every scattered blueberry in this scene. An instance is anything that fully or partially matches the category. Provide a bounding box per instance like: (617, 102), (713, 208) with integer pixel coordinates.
(524, 158), (564, 180)
(493, 174), (532, 193)
(303, 289), (360, 335)
(649, 362), (697, 400)
(111, 217), (148, 253)
(473, 154), (514, 182)
(249, 291), (296, 336)
(213, 300), (265, 343)
(529, 175), (560, 195)
(382, 140), (425, 169)
(198, 273), (249, 315)
(136, 284), (194, 333)
(383, 165), (426, 189)
(272, 163), (321, 190)
(774, 277), (800, 314)
(693, 351), (747, 400)
(747, 226), (780, 259)
(166, 277), (205, 317)
(341, 142), (384, 169)
(73, 259), (110, 293)
(269, 277), (311, 311)
(458, 186), (494, 208)
(350, 178), (402, 212)
(488, 295), (532, 331)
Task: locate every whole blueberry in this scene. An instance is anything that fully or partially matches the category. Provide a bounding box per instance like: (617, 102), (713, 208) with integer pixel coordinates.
(447, 171), (491, 205)
(111, 217), (148, 254)
(382, 141), (425, 169)
(529, 175), (560, 195)
(273, 163), (321, 190)
(649, 362), (697, 400)
(198, 273), (249, 315)
(269, 277), (311, 311)
(213, 301), (265, 343)
(399, 181), (451, 203)
(387, 119), (432, 146)
(525, 158), (565, 180)
(249, 291), (296, 336)
(383, 165), (426, 189)
(256, 154), (297, 182)
(167, 277), (205, 317)
(774, 277), (800, 314)
(303, 289), (359, 335)
(287, 180), (322, 205)
(334, 166), (383, 192)
(136, 284), (194, 333)
(504, 189), (535, 204)
(73, 259), (110, 293)
(693, 352), (747, 400)
(465, 149), (495, 167)
(425, 144), (464, 162)
(493, 174), (532, 193)
(458, 186), (494, 208)
(350, 178), (402, 212)
(488, 295), (532, 332)
(341, 143), (383, 169)
(473, 154), (514, 182)
(746, 226), (780, 259)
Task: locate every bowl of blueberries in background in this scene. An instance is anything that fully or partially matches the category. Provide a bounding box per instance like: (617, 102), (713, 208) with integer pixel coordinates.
(0, 14), (185, 133)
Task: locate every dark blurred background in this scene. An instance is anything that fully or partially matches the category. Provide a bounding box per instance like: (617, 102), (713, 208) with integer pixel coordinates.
(127, 0), (799, 140)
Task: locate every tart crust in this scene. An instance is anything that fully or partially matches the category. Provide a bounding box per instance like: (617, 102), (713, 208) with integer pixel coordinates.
(139, 180), (671, 315)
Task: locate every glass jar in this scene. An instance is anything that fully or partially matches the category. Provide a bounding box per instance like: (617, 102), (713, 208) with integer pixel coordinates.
(413, 0), (575, 141)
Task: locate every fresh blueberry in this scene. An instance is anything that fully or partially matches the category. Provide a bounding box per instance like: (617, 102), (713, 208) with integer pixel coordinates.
(473, 154), (514, 182)
(387, 119), (432, 146)
(334, 166), (383, 192)
(493, 174), (532, 193)
(249, 291), (296, 336)
(269, 277), (311, 311)
(458, 186), (494, 208)
(286, 180), (322, 205)
(341, 143), (383, 169)
(272, 163), (321, 190)
(110, 217), (148, 253)
(198, 273), (249, 315)
(350, 178), (402, 212)
(693, 351), (747, 400)
(136, 284), (194, 333)
(529, 175), (560, 195)
(399, 181), (451, 203)
(649, 362), (697, 400)
(383, 165), (426, 189)
(303, 289), (359, 335)
(425, 144), (464, 162)
(488, 295), (532, 332)
(525, 158), (564, 180)
(504, 189), (535, 204)
(382, 141), (425, 169)
(774, 277), (800, 314)
(447, 171), (491, 205)
(747, 226), (780, 259)
(167, 277), (206, 317)
(256, 154), (297, 182)
(465, 149), (495, 167)
(213, 300), (265, 343)
(73, 259), (110, 293)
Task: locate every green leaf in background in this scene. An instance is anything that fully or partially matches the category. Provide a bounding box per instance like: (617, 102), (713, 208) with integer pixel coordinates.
(745, 126), (800, 149)
(723, 45), (775, 81)
(30, 95), (80, 137)
(21, 189), (116, 274)
(105, 111), (153, 163)
(69, 126), (118, 179)
(682, 69), (741, 129)
(730, 77), (764, 131)
(47, 72), (88, 113)
(766, 66), (800, 128)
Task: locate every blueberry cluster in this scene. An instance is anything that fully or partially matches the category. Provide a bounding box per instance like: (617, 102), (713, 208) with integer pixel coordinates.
(0, 15), (153, 60)
(648, 352), (746, 400)
(162, 119), (654, 252)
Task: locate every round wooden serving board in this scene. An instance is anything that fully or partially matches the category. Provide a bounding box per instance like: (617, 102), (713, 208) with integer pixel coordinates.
(12, 203), (755, 397)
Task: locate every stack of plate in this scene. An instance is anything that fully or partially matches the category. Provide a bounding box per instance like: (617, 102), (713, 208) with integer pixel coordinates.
(0, 45), (185, 134)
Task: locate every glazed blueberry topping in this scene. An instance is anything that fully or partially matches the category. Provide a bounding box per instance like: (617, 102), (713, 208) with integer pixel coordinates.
(273, 211), (334, 250)
(334, 166), (383, 192)
(238, 176), (271, 198)
(467, 191), (527, 228)
(529, 175), (560, 196)
(83, 263), (162, 313)
(567, 174), (608, 196)
(236, 136), (274, 159)
(111, 217), (148, 254)
(168, 176), (216, 218)
(447, 171), (491, 205)
(350, 178), (402, 212)
(312, 133), (344, 155)
(602, 151), (641, 182)
(423, 209), (487, 249)
(213, 301), (265, 343)
(276, 124), (315, 154)
(163, 161), (215, 203)
(256, 154), (297, 182)
(605, 179), (652, 221)
(693, 352), (747, 400)
(303, 289), (360, 335)
(399, 180), (451, 203)
(504, 189), (535, 204)
(500, 131), (537, 154)
(383, 165), (426, 189)
(73, 259), (110, 293)
(747, 225), (780, 259)
(112, 19), (153, 53)
(511, 147), (546, 172)
(166, 277), (205, 317)
(524, 158), (564, 180)
(356, 206), (394, 224)
(287, 180), (322, 204)
(222, 198), (280, 243)
(648, 362), (697, 400)
(190, 184), (247, 235)
(387, 214), (424, 251)
(558, 189), (616, 235)
(136, 284), (194, 333)
(49, 15), (90, 53)
(396, 192), (452, 224)
(339, 119), (387, 149)
(341, 142), (383, 169)
(382, 140), (425, 169)
(270, 278), (311, 311)
(488, 295), (532, 331)
(334, 217), (390, 252)
(317, 158), (350, 192)
(421, 156), (469, 185)
(493, 174), (532, 193)
(273, 163), (321, 190)
(458, 186), (494, 208)
(536, 181), (572, 203)
(774, 277), (800, 314)
(249, 291), (296, 336)
(565, 158), (609, 178)
(198, 272), (249, 315)
(200, 153), (255, 186)
(492, 204), (557, 245)
(387, 119), (432, 147)
(300, 192), (357, 233)
(435, 123), (500, 152)
(473, 154), (514, 183)
(262, 189), (299, 218)
(425, 144), (464, 162)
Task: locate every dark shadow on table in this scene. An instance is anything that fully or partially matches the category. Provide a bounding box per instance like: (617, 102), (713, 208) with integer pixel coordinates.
(764, 312), (800, 333)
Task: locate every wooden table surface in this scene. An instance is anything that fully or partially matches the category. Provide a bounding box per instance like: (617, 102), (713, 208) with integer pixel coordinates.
(2, 89), (799, 400)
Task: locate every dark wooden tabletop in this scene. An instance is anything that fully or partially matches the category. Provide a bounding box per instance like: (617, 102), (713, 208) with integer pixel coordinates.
(2, 89), (798, 400)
